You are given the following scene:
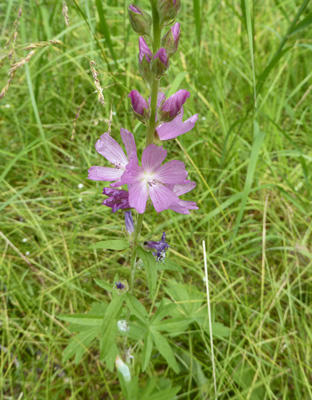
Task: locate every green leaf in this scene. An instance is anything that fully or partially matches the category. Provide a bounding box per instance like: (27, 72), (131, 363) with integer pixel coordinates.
(94, 278), (114, 292)
(167, 72), (187, 97)
(104, 342), (119, 372)
(150, 300), (177, 325)
(95, 0), (117, 66)
(100, 293), (125, 358)
(142, 331), (153, 372)
(89, 240), (130, 250)
(153, 317), (192, 335)
(137, 247), (157, 301)
(62, 326), (99, 364)
(148, 386), (181, 400)
(289, 12), (312, 36)
(151, 329), (179, 373)
(100, 317), (118, 360)
(126, 293), (149, 322)
(193, 0), (202, 46)
(58, 314), (103, 326)
(157, 259), (183, 272)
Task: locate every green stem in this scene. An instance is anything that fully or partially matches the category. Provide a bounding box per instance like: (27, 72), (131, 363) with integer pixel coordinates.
(129, 213), (144, 294)
(146, 1), (161, 146)
(128, 0), (161, 296)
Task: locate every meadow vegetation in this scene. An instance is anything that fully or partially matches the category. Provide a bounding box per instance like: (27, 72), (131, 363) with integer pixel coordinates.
(1, 0), (312, 398)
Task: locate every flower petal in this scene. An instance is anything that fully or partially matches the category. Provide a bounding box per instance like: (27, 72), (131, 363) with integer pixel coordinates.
(128, 182), (149, 214)
(169, 200), (198, 214)
(142, 144), (167, 173)
(156, 108), (198, 140)
(117, 156), (142, 186)
(95, 133), (128, 168)
(88, 166), (123, 181)
(149, 182), (179, 212)
(172, 180), (196, 196)
(120, 128), (138, 163)
(154, 160), (188, 184)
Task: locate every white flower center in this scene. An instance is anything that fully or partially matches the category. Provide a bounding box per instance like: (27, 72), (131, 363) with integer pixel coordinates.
(142, 171), (157, 187)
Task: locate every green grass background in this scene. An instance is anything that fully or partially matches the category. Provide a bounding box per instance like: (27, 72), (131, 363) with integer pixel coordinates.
(1, 0), (312, 398)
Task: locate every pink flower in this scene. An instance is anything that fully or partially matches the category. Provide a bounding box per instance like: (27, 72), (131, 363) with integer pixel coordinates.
(167, 181), (198, 214)
(88, 129), (137, 187)
(118, 144), (188, 214)
(157, 107), (198, 140)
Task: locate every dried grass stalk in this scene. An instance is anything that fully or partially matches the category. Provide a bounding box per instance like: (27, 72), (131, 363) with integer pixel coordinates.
(62, 2), (70, 26)
(90, 61), (105, 107)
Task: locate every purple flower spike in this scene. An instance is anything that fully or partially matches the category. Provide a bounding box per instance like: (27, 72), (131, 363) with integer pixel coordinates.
(156, 108), (198, 140)
(161, 89), (190, 118)
(139, 37), (152, 63)
(145, 232), (169, 262)
(88, 129), (137, 186)
(118, 144), (188, 214)
(102, 187), (130, 213)
(128, 90), (150, 118)
(125, 210), (135, 234)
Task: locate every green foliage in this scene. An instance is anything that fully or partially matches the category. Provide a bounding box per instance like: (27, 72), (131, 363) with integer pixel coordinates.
(89, 239), (130, 250)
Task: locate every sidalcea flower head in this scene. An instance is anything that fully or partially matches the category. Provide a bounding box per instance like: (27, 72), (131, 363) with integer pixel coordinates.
(157, 0), (181, 25)
(118, 144), (188, 214)
(125, 210), (135, 235)
(167, 181), (199, 214)
(88, 128), (137, 187)
(144, 232), (169, 262)
(157, 107), (198, 140)
(161, 22), (180, 57)
(151, 48), (169, 78)
(102, 187), (130, 212)
(159, 89), (190, 121)
(128, 90), (150, 122)
(128, 4), (152, 36)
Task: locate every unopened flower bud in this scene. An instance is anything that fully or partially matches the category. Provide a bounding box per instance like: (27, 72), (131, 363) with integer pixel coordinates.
(151, 48), (169, 78)
(115, 280), (129, 294)
(157, 0), (181, 25)
(138, 37), (153, 85)
(128, 90), (150, 122)
(161, 22), (180, 56)
(125, 210), (135, 235)
(128, 5), (152, 36)
(159, 89), (190, 121)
